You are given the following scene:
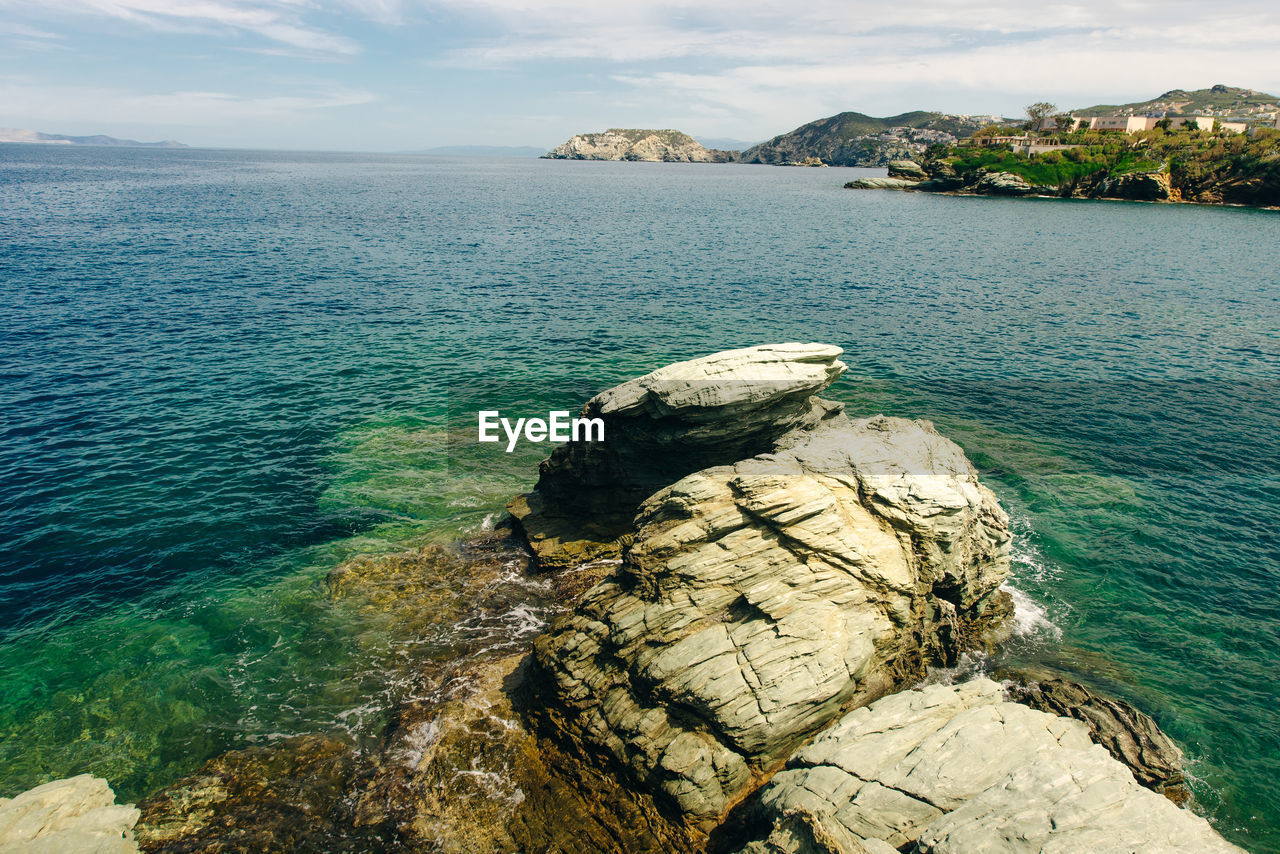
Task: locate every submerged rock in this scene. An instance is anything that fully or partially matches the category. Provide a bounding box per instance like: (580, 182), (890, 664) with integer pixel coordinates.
(734, 679), (1243, 854)
(0, 774), (139, 854)
(135, 735), (382, 853)
(524, 345), (1013, 832)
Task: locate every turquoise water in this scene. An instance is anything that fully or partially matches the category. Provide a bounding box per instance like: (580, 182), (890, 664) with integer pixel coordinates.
(1, 146), (1277, 849)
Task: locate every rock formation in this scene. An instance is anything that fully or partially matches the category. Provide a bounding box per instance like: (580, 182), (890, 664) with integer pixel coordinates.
(542, 129), (735, 162)
(1004, 672), (1190, 802)
(0, 775), (140, 853)
(88, 344), (1245, 853)
(519, 344), (1014, 833)
(843, 177), (922, 190)
(732, 679), (1243, 853)
(510, 343), (850, 569)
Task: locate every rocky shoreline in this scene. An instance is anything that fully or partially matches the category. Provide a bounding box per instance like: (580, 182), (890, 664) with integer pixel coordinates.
(847, 158), (1279, 208)
(3, 344), (1247, 852)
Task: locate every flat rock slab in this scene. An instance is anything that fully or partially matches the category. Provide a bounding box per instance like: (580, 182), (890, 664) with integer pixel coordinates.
(0, 775), (139, 854)
(736, 679), (1244, 854)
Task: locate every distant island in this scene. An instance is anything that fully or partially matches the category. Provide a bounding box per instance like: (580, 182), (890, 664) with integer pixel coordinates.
(0, 128), (187, 148)
(542, 128), (735, 162)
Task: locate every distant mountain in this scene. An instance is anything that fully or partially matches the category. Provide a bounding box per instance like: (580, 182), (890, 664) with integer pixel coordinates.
(1073, 85), (1280, 118)
(412, 145), (546, 157)
(543, 129), (734, 162)
(739, 111), (990, 167)
(0, 128), (187, 147)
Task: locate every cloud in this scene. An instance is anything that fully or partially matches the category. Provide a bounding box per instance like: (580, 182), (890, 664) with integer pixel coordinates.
(0, 77), (378, 128)
(4, 0), (361, 54)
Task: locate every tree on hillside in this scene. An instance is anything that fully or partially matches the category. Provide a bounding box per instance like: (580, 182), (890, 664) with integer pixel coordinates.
(1053, 113), (1076, 133)
(1025, 102), (1058, 132)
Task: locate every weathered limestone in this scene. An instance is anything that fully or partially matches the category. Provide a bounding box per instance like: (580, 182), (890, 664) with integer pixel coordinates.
(842, 177), (921, 190)
(887, 160), (926, 179)
(510, 343), (850, 569)
(736, 679), (1244, 854)
(971, 171), (1035, 196)
(0, 775), (139, 854)
(523, 345), (1013, 832)
(1004, 672), (1190, 802)
(542, 129), (734, 162)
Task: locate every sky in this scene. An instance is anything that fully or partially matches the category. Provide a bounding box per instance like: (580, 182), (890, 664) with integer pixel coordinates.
(1, 0), (1279, 151)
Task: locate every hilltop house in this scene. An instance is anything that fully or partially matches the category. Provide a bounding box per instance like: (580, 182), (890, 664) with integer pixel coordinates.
(1038, 115), (1247, 134)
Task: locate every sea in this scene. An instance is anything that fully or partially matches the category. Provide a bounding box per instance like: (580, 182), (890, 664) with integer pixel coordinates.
(1, 145), (1276, 850)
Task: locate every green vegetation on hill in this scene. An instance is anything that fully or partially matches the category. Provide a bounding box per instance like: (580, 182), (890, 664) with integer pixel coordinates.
(740, 110), (987, 166)
(924, 125), (1280, 205)
(1073, 84), (1279, 117)
(600, 128), (699, 146)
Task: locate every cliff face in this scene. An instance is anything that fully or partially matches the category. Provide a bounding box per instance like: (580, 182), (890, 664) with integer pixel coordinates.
(542, 128), (735, 162)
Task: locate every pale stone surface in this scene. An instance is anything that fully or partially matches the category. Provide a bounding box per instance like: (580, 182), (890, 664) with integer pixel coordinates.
(0, 775), (139, 853)
(510, 343), (853, 569)
(971, 171), (1035, 196)
(542, 129), (732, 162)
(842, 177), (920, 190)
(887, 160), (927, 178)
(525, 345), (1012, 829)
(737, 679), (1244, 854)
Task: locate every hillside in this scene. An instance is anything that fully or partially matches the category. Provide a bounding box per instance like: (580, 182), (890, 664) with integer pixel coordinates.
(739, 111), (991, 166)
(542, 128), (734, 162)
(892, 124), (1280, 207)
(1073, 84), (1280, 118)
(0, 128), (186, 147)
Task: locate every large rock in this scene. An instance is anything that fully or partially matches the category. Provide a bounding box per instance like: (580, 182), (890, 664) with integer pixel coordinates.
(735, 679), (1244, 854)
(1004, 673), (1190, 802)
(522, 345), (1013, 832)
(0, 775), (140, 853)
(510, 343), (849, 569)
(542, 129), (734, 162)
(971, 171), (1034, 196)
(1092, 171), (1171, 201)
(843, 177), (920, 190)
(886, 160), (926, 179)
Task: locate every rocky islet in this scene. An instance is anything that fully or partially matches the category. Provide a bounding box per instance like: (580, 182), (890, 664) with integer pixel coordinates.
(5, 344), (1247, 852)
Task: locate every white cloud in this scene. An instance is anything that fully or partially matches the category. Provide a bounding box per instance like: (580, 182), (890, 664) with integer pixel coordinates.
(0, 77), (378, 128)
(4, 0), (361, 54)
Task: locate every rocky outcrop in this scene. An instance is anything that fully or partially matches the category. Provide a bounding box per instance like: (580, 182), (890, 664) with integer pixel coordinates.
(0, 775), (140, 853)
(1091, 171), (1172, 201)
(734, 679), (1244, 854)
(510, 343), (850, 569)
(843, 177), (921, 190)
(1004, 672), (1190, 802)
(887, 160), (926, 179)
(542, 129), (734, 162)
(522, 345), (1013, 833)
(971, 171), (1035, 196)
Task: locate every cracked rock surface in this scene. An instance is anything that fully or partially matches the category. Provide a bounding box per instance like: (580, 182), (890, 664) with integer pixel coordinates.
(735, 679), (1244, 853)
(523, 344), (1013, 831)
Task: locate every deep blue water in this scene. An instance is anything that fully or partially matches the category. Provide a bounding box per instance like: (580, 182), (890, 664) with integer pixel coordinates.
(1, 145), (1277, 849)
